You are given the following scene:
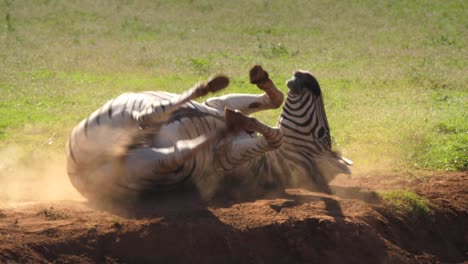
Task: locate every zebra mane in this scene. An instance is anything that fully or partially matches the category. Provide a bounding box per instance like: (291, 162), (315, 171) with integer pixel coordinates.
(299, 71), (321, 97)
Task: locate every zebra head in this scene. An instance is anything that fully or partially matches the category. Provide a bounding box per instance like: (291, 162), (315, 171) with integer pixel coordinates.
(286, 70), (322, 97)
(280, 70), (352, 187)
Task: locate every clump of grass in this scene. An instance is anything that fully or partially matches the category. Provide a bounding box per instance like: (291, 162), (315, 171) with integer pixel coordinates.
(111, 217), (122, 229)
(4, 0), (14, 32)
(190, 58), (211, 74)
(42, 207), (68, 221)
(87, 224), (97, 233)
(257, 41), (298, 58)
(379, 190), (433, 218)
(5, 12), (13, 32)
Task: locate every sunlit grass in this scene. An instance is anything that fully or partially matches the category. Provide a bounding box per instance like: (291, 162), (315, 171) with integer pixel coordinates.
(379, 189), (433, 218)
(0, 0), (466, 173)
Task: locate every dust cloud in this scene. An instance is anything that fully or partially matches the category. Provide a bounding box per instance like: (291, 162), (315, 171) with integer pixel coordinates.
(0, 146), (84, 207)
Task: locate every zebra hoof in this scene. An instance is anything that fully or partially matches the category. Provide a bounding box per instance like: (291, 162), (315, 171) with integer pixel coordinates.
(249, 65), (269, 85)
(207, 75), (230, 93)
(225, 108), (255, 134)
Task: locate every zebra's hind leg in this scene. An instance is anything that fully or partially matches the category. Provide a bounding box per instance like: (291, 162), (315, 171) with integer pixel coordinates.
(216, 108), (283, 170)
(139, 106), (275, 175)
(125, 126), (230, 188)
(203, 65), (284, 115)
(138, 75), (229, 129)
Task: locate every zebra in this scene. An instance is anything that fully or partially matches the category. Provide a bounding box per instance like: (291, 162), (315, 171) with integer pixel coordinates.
(66, 65), (351, 201)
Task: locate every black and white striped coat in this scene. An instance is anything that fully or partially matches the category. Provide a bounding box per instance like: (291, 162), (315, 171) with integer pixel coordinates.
(66, 66), (351, 200)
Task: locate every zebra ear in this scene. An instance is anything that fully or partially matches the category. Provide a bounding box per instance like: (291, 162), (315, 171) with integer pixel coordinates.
(302, 74), (322, 97)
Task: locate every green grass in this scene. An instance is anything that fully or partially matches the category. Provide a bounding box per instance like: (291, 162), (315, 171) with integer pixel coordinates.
(0, 0), (466, 173)
(379, 189), (433, 218)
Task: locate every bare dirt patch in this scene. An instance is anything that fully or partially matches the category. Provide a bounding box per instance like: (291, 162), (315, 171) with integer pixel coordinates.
(0, 172), (466, 263)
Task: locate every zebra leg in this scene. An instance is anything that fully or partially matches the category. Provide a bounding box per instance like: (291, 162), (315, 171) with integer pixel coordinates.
(139, 103), (281, 172)
(125, 127), (230, 186)
(203, 65), (284, 115)
(130, 105), (283, 181)
(138, 75), (229, 129)
(217, 108), (283, 170)
(249, 65), (284, 108)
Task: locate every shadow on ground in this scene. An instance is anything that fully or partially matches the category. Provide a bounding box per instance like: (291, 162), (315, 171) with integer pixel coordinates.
(1, 173), (467, 263)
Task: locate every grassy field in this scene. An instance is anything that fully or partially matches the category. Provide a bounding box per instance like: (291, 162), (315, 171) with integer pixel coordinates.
(0, 0), (466, 176)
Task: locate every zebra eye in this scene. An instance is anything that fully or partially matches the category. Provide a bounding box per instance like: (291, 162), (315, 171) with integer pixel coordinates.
(318, 127), (325, 138)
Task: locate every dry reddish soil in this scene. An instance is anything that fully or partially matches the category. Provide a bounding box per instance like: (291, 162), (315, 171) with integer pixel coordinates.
(0, 172), (466, 264)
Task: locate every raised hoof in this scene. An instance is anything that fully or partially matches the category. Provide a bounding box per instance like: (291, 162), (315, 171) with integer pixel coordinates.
(207, 75), (230, 93)
(225, 108), (256, 134)
(194, 75), (229, 98)
(249, 65), (270, 85)
(249, 65), (284, 108)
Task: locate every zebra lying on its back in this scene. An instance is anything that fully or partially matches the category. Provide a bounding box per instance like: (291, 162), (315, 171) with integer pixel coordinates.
(66, 65), (352, 200)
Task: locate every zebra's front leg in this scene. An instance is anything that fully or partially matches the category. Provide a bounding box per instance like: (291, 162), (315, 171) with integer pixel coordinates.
(249, 65), (284, 109)
(203, 65), (284, 115)
(216, 108), (283, 170)
(138, 75), (229, 129)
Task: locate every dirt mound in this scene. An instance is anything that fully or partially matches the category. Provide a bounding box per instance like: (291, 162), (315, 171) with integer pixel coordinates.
(0, 172), (466, 263)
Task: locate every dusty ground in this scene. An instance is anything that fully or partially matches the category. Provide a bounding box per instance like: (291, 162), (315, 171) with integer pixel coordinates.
(0, 172), (466, 264)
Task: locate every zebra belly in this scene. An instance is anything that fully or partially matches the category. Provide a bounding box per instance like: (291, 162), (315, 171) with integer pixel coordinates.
(68, 92), (225, 197)
(139, 116), (224, 184)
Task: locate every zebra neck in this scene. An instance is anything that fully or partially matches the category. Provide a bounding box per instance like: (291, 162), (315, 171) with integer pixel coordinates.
(248, 149), (292, 187)
(278, 91), (332, 152)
